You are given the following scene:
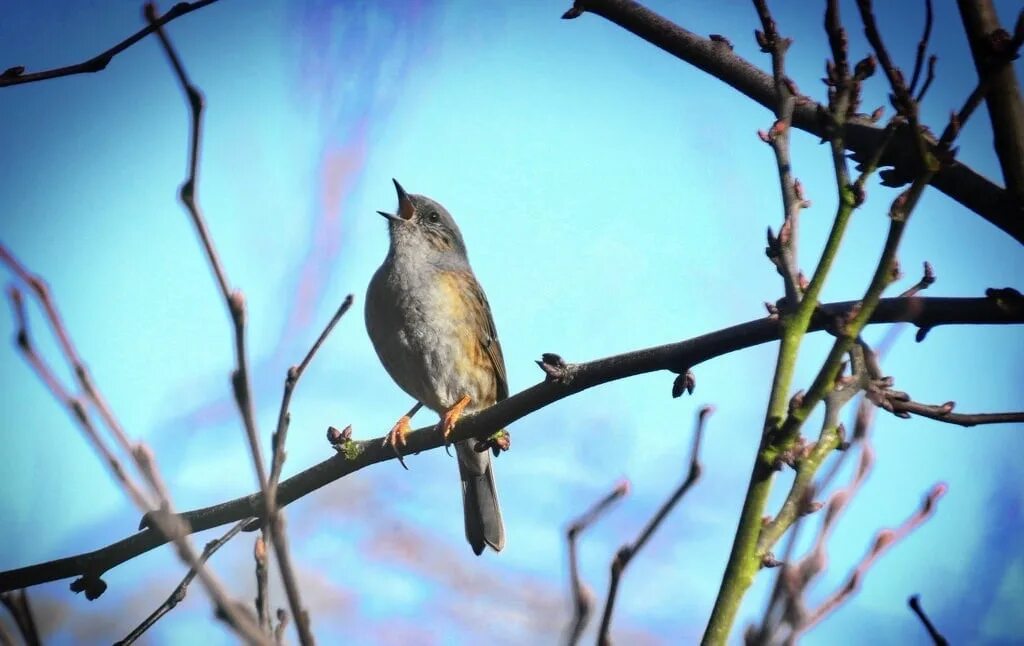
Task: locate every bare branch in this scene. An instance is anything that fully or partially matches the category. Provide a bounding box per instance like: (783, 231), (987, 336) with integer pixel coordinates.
(269, 295), (355, 501)
(597, 406), (711, 644)
(886, 397), (1024, 427)
(898, 261), (936, 298)
(907, 0), (935, 97)
(957, 1), (1024, 207)
(0, 295), (1020, 593)
(0, 246), (137, 459)
(560, 0), (1024, 244)
(0, 590), (40, 646)
(144, 3), (311, 642)
(796, 483), (946, 636)
(4, 283), (153, 512)
(116, 519), (252, 646)
(254, 533), (270, 634)
(564, 480), (630, 645)
(3, 266), (267, 644)
(752, 0), (803, 303)
(0, 1), (221, 87)
(908, 594), (949, 646)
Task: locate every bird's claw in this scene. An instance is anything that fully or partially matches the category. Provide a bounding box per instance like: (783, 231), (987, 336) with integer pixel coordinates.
(437, 394), (472, 452)
(383, 415), (412, 470)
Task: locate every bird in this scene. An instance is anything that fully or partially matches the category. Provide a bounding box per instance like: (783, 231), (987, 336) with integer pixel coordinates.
(365, 179), (507, 555)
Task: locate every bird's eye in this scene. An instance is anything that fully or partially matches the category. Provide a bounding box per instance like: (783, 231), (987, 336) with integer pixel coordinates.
(428, 211), (441, 223)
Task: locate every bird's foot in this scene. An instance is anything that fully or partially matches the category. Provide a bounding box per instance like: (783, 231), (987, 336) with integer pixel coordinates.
(437, 394), (472, 447)
(382, 415), (412, 470)
(474, 429), (511, 456)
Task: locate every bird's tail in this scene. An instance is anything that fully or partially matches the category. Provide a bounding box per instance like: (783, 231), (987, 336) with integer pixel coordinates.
(456, 439), (505, 555)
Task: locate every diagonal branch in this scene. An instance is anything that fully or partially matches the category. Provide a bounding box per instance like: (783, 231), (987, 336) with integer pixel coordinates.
(908, 594), (949, 646)
(957, 1), (1024, 208)
(115, 518), (253, 646)
(794, 483), (946, 637)
(560, 0), (1024, 244)
(0, 295), (1021, 594)
(0, 1), (221, 88)
(596, 406), (711, 645)
(3, 267), (267, 644)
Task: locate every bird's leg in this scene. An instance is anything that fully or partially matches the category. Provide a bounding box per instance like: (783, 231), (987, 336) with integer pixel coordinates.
(383, 401), (423, 470)
(437, 394), (472, 444)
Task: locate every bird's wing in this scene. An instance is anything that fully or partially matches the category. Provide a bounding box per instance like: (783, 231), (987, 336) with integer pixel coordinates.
(468, 278), (508, 402)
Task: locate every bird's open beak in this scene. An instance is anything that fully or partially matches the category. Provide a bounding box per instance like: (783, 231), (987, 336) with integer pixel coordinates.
(378, 178), (415, 222)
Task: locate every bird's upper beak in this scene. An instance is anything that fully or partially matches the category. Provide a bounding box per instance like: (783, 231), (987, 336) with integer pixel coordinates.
(377, 178), (415, 222)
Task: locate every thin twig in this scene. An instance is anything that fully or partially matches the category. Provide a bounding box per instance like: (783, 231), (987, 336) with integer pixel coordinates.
(908, 594), (949, 646)
(0, 245), (137, 459)
(564, 480), (630, 645)
(898, 261), (936, 298)
(4, 284), (152, 511)
(753, 0), (802, 304)
(116, 519), (252, 646)
(260, 295), (353, 641)
(144, 4), (311, 643)
(0, 590), (41, 646)
(1, 295), (1021, 593)
(597, 406), (712, 645)
(254, 533), (270, 634)
(268, 295), (355, 501)
(795, 483), (946, 636)
(3, 270), (267, 644)
(907, 0), (934, 97)
(886, 397), (1024, 427)
(0, 1), (221, 87)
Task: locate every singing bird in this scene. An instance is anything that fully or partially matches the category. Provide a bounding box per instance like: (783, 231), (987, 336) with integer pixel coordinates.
(365, 179), (506, 554)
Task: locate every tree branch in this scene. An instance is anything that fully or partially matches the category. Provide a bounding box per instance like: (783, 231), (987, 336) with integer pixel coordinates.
(794, 483), (946, 637)
(908, 594), (949, 646)
(0, 0), (221, 88)
(561, 0), (1024, 244)
(0, 590), (40, 646)
(144, 5), (308, 642)
(115, 518), (253, 646)
(1, 295), (1019, 593)
(957, 1), (1024, 209)
(564, 480), (630, 646)
(597, 406), (711, 645)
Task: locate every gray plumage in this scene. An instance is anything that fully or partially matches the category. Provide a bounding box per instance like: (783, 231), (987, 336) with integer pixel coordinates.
(365, 179), (506, 555)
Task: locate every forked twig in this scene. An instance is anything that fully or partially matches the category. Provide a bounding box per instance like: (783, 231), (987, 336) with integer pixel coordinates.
(564, 480), (630, 645)
(0, 1), (222, 87)
(2, 258), (266, 643)
(116, 519), (253, 646)
(596, 406), (712, 645)
(795, 483), (946, 636)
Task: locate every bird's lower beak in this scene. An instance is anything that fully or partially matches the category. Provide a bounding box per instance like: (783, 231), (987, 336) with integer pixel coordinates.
(377, 210), (404, 222)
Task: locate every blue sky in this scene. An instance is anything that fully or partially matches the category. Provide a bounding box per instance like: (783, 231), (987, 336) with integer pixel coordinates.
(1, 1), (1022, 644)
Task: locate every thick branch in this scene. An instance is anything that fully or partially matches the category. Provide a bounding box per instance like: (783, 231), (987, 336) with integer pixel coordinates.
(562, 0), (1024, 244)
(0, 296), (1020, 593)
(957, 0), (1024, 207)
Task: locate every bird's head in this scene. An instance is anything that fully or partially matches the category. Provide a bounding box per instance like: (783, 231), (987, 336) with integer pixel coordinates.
(378, 179), (468, 264)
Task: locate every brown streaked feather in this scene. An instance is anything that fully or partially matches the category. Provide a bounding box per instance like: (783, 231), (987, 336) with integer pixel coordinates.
(439, 270), (508, 405)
